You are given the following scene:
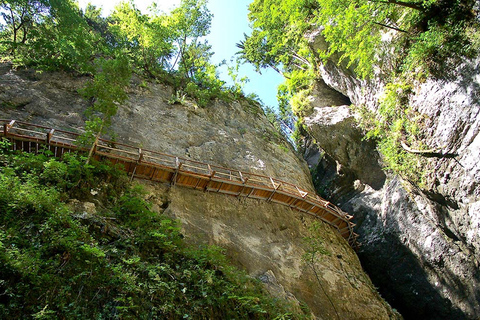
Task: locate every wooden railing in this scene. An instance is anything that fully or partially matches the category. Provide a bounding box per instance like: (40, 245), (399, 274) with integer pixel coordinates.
(0, 119), (358, 246)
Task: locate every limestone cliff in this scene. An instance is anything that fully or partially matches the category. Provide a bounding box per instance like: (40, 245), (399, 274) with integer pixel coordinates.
(303, 30), (480, 319)
(0, 64), (399, 319)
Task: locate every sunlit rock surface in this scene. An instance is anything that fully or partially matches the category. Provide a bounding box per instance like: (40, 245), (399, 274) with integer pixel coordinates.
(0, 64), (400, 319)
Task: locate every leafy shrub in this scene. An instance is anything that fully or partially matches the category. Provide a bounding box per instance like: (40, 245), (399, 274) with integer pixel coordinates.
(402, 21), (479, 77)
(0, 147), (307, 319)
(354, 82), (429, 185)
(291, 89), (314, 118)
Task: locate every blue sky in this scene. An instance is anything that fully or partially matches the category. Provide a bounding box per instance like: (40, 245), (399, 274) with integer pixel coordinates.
(77, 0), (283, 109)
(205, 0), (283, 108)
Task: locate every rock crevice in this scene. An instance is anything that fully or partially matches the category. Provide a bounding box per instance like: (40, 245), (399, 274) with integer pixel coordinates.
(305, 30), (480, 319)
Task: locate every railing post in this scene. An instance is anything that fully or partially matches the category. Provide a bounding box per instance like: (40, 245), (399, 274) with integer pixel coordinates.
(269, 177), (278, 189)
(3, 120), (15, 137)
(237, 171), (249, 197)
(238, 171), (245, 183)
(46, 129), (55, 144)
(171, 157), (182, 186)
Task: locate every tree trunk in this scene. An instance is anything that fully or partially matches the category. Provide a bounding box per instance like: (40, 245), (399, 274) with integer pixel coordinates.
(370, 0), (424, 11)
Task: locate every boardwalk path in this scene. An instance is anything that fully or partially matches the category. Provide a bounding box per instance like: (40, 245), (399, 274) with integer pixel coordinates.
(1, 120), (358, 246)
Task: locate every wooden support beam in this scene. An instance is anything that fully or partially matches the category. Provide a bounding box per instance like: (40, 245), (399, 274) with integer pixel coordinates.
(306, 204), (316, 213)
(204, 170), (216, 191)
(237, 176), (249, 196)
(339, 225), (354, 235)
(266, 190), (276, 202)
(289, 197), (300, 208)
(171, 157), (182, 186)
(246, 186), (256, 198)
(130, 148), (144, 182)
(330, 217), (343, 225)
(193, 178), (202, 189)
(150, 167), (157, 180)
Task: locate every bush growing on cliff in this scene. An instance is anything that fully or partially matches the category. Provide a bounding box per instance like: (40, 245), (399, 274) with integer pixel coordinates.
(0, 144), (308, 319)
(240, 0), (479, 114)
(240, 0), (479, 181)
(352, 82), (430, 185)
(0, 0), (253, 108)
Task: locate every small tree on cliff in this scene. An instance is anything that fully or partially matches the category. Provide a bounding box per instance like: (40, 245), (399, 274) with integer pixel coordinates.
(79, 56), (131, 164)
(303, 221), (340, 320)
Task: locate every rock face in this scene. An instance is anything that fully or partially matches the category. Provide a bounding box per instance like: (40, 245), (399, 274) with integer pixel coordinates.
(304, 82), (386, 190)
(0, 64), (399, 319)
(305, 31), (480, 319)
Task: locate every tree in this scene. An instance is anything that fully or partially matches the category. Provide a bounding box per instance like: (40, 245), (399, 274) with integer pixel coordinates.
(109, 1), (174, 77)
(0, 0), (103, 71)
(167, 0), (212, 75)
(0, 0), (49, 57)
(79, 56), (132, 163)
(238, 0), (317, 76)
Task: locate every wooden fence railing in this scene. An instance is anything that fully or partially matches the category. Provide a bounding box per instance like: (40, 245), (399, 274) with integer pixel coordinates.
(0, 119), (358, 246)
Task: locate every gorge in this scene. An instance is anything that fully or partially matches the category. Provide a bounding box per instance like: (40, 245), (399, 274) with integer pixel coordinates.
(1, 0), (480, 318)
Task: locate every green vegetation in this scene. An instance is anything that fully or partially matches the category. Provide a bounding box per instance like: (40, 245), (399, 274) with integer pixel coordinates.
(242, 0), (479, 80)
(239, 0), (478, 182)
(0, 141), (308, 319)
(78, 56), (132, 162)
(0, 0), (257, 109)
(353, 83), (430, 185)
(302, 222), (338, 320)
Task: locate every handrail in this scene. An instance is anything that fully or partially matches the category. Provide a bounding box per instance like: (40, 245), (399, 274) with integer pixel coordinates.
(0, 119), (358, 246)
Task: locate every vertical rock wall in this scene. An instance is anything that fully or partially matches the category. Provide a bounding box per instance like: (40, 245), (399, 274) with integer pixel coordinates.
(304, 31), (480, 319)
(0, 64), (399, 319)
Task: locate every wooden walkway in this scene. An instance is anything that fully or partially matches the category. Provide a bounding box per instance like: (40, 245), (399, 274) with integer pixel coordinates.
(0, 119), (358, 246)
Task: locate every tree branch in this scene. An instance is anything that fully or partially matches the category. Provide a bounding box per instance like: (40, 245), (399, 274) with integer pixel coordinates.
(373, 21), (409, 33)
(291, 51), (312, 67)
(269, 63), (289, 79)
(400, 141), (456, 158)
(368, 0), (424, 11)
